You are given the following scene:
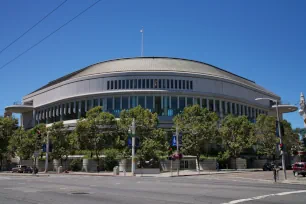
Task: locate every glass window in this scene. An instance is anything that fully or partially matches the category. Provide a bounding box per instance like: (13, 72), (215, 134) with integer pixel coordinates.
(150, 79), (154, 88)
(256, 109), (258, 118)
(134, 79), (137, 88)
(81, 101), (86, 118)
(179, 97), (185, 110)
(163, 79), (166, 88)
(154, 79), (158, 88)
(126, 80), (129, 89)
(93, 99), (98, 107)
(146, 96), (153, 110)
(146, 79), (149, 88)
(122, 97), (129, 109)
(171, 96), (178, 110)
(179, 80), (182, 89)
(190, 81), (193, 90)
(111, 81), (113, 89)
(183, 80), (186, 89)
(236, 104), (239, 115)
(87, 100), (92, 110)
(209, 99), (214, 111)
(138, 96), (145, 108)
(114, 80), (117, 89)
(130, 80), (133, 89)
(195, 98), (200, 105)
(114, 97), (120, 110)
(202, 98), (207, 109)
(99, 98), (104, 108)
(167, 80), (170, 88)
(187, 81), (189, 89)
(248, 107), (251, 116)
(155, 96), (162, 115)
(163, 96), (170, 116)
(130, 96), (137, 108)
(244, 106), (247, 115)
(227, 102), (231, 114)
(252, 108), (255, 118)
(187, 97), (193, 106)
(159, 79), (162, 88)
(216, 100), (220, 113)
(232, 103), (236, 115)
(171, 80), (174, 89)
(142, 79), (145, 88)
(119, 80), (121, 89)
(122, 80), (125, 89)
(175, 80), (178, 89)
(107, 81), (110, 90)
(107, 97), (113, 111)
(138, 79), (141, 89)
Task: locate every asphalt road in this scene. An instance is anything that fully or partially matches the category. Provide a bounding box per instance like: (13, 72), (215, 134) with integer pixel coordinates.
(0, 174), (305, 204)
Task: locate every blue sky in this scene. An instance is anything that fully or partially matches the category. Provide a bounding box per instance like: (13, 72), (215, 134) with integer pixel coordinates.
(0, 0), (305, 128)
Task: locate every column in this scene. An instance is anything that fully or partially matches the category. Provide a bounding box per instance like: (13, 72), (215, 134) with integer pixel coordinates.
(213, 99), (216, 112)
(206, 98), (209, 109)
(85, 100), (88, 112)
(73, 101), (76, 113)
(78, 101), (81, 119)
(230, 102), (233, 114)
(68, 103), (71, 114)
(60, 104), (63, 121)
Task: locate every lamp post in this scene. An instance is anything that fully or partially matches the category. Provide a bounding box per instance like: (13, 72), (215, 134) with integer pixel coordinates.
(44, 131), (50, 173)
(255, 97), (287, 180)
(176, 125), (179, 176)
(130, 118), (136, 176)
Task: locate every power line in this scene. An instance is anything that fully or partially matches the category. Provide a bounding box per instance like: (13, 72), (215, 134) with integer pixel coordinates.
(0, 0), (68, 56)
(0, 0), (101, 71)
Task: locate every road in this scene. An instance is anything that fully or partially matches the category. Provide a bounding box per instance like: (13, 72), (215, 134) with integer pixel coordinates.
(0, 174), (305, 204)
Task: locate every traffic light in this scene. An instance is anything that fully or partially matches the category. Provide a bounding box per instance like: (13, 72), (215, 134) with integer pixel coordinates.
(37, 130), (41, 140)
(279, 143), (284, 151)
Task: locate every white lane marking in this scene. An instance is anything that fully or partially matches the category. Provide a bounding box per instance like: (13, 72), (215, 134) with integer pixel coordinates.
(115, 183), (120, 185)
(221, 190), (306, 204)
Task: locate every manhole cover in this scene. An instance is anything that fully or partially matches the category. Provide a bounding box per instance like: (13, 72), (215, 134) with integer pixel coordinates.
(71, 192), (90, 195)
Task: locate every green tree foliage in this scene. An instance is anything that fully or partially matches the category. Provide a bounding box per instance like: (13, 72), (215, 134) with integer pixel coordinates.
(173, 105), (219, 170)
(118, 106), (168, 164)
(0, 116), (18, 168)
(281, 120), (300, 155)
(48, 122), (71, 164)
(74, 106), (116, 167)
(254, 115), (278, 157)
(219, 115), (254, 165)
(103, 148), (119, 171)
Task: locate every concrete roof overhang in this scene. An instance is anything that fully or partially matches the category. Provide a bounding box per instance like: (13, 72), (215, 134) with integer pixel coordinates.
(271, 104), (298, 114)
(5, 105), (33, 113)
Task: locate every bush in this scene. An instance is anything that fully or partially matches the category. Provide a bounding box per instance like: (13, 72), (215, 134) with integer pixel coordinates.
(104, 149), (119, 171)
(69, 159), (82, 171)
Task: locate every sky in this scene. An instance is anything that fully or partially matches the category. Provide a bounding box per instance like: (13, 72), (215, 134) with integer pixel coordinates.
(0, 0), (305, 128)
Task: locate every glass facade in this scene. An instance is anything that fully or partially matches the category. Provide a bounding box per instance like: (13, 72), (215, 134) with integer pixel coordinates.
(138, 96), (145, 108)
(122, 96), (128, 110)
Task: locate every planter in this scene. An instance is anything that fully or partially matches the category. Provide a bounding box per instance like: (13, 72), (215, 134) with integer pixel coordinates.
(82, 159), (89, 172)
(53, 159), (60, 171)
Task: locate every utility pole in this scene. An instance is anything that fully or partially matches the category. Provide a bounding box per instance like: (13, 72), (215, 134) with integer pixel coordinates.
(44, 131), (49, 173)
(140, 27), (144, 57)
(176, 125), (179, 176)
(131, 118), (136, 176)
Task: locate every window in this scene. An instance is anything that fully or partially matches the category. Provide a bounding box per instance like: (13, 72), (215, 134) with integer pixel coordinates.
(232, 103), (236, 115)
(114, 97), (120, 110)
(179, 97), (185, 110)
(175, 80), (178, 89)
(163, 96), (170, 116)
(179, 80), (182, 89)
(244, 106), (247, 115)
(130, 80), (133, 89)
(93, 99), (98, 107)
(216, 100), (220, 113)
(163, 79), (166, 88)
(187, 81), (189, 89)
(134, 79), (137, 88)
(209, 99), (214, 111)
(87, 100), (92, 110)
(146, 79), (149, 88)
(222, 101), (226, 114)
(195, 98), (200, 105)
(202, 98), (207, 108)
(159, 79), (162, 88)
(171, 96), (178, 109)
(115, 80), (117, 89)
(154, 79), (158, 88)
(126, 80), (129, 89)
(150, 79), (154, 88)
(130, 96), (137, 108)
(190, 81), (193, 90)
(107, 97), (113, 111)
(107, 81), (110, 90)
(119, 80), (121, 89)
(146, 96), (153, 110)
(227, 102), (231, 114)
(122, 80), (125, 89)
(183, 80), (186, 89)
(167, 79), (170, 88)
(122, 97), (128, 109)
(236, 104), (239, 115)
(138, 96), (145, 108)
(187, 97), (193, 106)
(111, 81), (114, 89)
(171, 80), (174, 89)
(100, 98), (104, 107)
(142, 79), (145, 88)
(138, 79), (141, 89)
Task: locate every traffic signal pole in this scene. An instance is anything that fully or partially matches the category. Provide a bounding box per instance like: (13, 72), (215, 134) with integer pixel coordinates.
(44, 131), (49, 173)
(276, 100), (287, 180)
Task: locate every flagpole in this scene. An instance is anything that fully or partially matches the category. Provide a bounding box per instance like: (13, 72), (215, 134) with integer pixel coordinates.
(141, 27), (144, 57)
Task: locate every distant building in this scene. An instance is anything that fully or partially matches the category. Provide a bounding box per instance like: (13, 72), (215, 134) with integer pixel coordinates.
(5, 57), (281, 129)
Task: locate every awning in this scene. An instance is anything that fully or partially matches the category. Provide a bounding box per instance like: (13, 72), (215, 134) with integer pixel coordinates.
(271, 104), (298, 114)
(5, 105), (33, 113)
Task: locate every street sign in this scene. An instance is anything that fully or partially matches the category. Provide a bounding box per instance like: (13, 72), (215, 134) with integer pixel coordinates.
(172, 133), (182, 146)
(128, 137), (140, 148)
(33, 151), (40, 158)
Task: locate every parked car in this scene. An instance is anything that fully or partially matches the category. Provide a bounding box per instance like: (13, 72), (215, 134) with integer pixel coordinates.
(292, 162), (306, 177)
(12, 165), (38, 174)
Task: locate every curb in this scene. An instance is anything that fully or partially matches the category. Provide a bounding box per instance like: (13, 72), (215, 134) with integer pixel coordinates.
(0, 173), (50, 177)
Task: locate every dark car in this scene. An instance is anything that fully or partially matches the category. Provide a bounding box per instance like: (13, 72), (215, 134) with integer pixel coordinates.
(292, 162), (306, 177)
(12, 165), (37, 174)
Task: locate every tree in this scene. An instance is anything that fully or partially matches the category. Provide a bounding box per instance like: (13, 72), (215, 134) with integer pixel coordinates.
(118, 106), (168, 165)
(48, 122), (71, 165)
(173, 105), (219, 171)
(0, 116), (18, 169)
(219, 115), (254, 168)
(74, 106), (116, 168)
(281, 120), (300, 156)
(254, 115), (278, 158)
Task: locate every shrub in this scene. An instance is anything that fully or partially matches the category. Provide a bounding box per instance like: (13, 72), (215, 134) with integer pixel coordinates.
(69, 159), (82, 171)
(104, 149), (119, 171)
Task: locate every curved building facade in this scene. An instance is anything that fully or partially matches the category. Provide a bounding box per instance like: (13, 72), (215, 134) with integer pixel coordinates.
(5, 57), (280, 129)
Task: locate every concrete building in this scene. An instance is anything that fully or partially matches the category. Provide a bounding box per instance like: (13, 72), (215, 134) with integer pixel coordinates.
(5, 57), (284, 129)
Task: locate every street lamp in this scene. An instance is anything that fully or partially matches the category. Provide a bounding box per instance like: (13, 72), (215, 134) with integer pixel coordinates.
(255, 97), (287, 180)
(130, 118), (136, 176)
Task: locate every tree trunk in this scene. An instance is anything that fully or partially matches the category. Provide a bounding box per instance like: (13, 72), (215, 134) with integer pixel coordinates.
(0, 154), (2, 171)
(197, 155), (200, 173)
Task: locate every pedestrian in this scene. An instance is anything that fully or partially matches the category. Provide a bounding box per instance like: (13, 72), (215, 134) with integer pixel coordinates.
(216, 161), (220, 171)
